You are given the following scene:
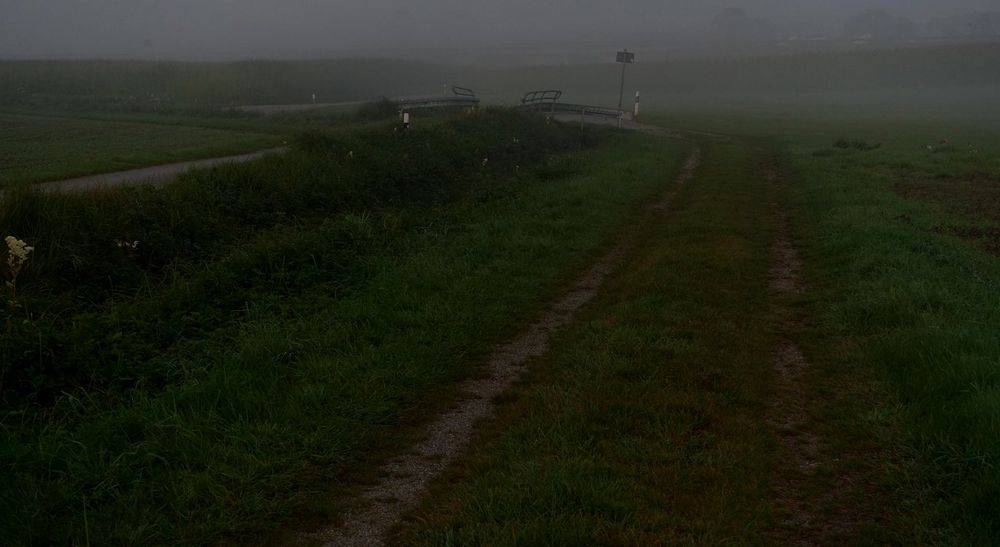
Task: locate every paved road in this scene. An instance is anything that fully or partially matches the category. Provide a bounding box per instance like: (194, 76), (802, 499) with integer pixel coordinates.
(237, 101), (365, 115)
(37, 148), (289, 193)
(552, 112), (643, 130)
(552, 113), (732, 142)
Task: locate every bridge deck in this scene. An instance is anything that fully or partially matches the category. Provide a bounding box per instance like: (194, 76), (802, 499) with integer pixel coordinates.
(397, 96), (481, 110)
(519, 102), (625, 119)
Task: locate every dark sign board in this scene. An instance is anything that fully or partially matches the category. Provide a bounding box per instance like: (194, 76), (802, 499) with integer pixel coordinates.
(616, 51), (635, 64)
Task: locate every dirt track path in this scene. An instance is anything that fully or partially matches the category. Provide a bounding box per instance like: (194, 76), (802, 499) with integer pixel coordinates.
(285, 134), (897, 545)
(552, 113), (732, 142)
(306, 144), (702, 547)
(764, 156), (876, 545)
(34, 147), (288, 193)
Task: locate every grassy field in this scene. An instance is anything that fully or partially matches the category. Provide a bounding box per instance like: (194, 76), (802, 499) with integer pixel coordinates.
(383, 109), (1000, 544)
(0, 59), (451, 112)
(4, 43), (999, 111)
(395, 138), (784, 544)
(775, 115), (1000, 543)
(0, 112), (280, 186)
(0, 111), (684, 545)
(3, 49), (1000, 544)
(3, 43), (997, 185)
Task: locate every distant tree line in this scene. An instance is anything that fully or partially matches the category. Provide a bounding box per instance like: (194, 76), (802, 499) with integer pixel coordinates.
(926, 12), (1000, 39)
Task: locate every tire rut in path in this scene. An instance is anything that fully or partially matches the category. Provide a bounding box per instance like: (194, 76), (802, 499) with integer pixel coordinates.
(308, 145), (702, 547)
(764, 159), (870, 545)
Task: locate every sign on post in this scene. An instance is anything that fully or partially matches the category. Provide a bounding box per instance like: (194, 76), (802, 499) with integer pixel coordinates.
(616, 49), (635, 112)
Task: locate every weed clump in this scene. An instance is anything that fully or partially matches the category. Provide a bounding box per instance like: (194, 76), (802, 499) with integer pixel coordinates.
(3, 235), (33, 308)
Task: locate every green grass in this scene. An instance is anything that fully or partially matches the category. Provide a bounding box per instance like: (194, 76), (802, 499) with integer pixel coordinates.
(0, 110), (591, 404)
(648, 107), (1000, 541)
(388, 109), (1000, 544)
(0, 112), (279, 186)
(395, 139), (782, 544)
(0, 111), (683, 546)
(4, 77), (999, 544)
(0, 98), (444, 188)
(777, 120), (1000, 543)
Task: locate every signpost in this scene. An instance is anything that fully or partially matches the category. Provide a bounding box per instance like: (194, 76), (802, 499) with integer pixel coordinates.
(616, 49), (635, 112)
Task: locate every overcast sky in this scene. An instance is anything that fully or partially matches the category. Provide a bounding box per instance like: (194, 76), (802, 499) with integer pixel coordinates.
(0, 1), (996, 60)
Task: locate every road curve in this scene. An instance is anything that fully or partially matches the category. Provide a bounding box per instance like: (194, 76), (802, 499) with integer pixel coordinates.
(36, 147), (289, 193)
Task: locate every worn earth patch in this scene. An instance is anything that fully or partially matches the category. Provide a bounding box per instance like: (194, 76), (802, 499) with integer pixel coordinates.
(894, 172), (1000, 256)
(893, 172), (1000, 223)
(933, 225), (1000, 257)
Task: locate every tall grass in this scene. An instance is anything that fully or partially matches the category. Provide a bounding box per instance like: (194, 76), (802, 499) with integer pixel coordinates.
(0, 109), (596, 407)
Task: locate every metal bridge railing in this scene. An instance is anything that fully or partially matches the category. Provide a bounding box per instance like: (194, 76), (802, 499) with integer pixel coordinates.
(517, 89), (625, 120)
(521, 90), (563, 105)
(397, 86), (481, 111)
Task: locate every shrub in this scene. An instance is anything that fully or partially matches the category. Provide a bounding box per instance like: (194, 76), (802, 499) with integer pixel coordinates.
(354, 97), (401, 121)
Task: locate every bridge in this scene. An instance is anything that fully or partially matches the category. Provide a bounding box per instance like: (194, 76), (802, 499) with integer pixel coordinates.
(396, 86), (481, 111)
(517, 89), (628, 124)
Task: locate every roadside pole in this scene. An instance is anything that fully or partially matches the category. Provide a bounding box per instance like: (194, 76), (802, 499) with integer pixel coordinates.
(618, 55), (627, 111)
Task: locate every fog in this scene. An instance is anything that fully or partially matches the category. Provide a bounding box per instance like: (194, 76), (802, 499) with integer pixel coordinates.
(1, 0), (998, 62)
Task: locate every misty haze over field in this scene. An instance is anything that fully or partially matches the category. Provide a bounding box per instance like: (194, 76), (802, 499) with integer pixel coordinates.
(2, 0), (999, 62)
